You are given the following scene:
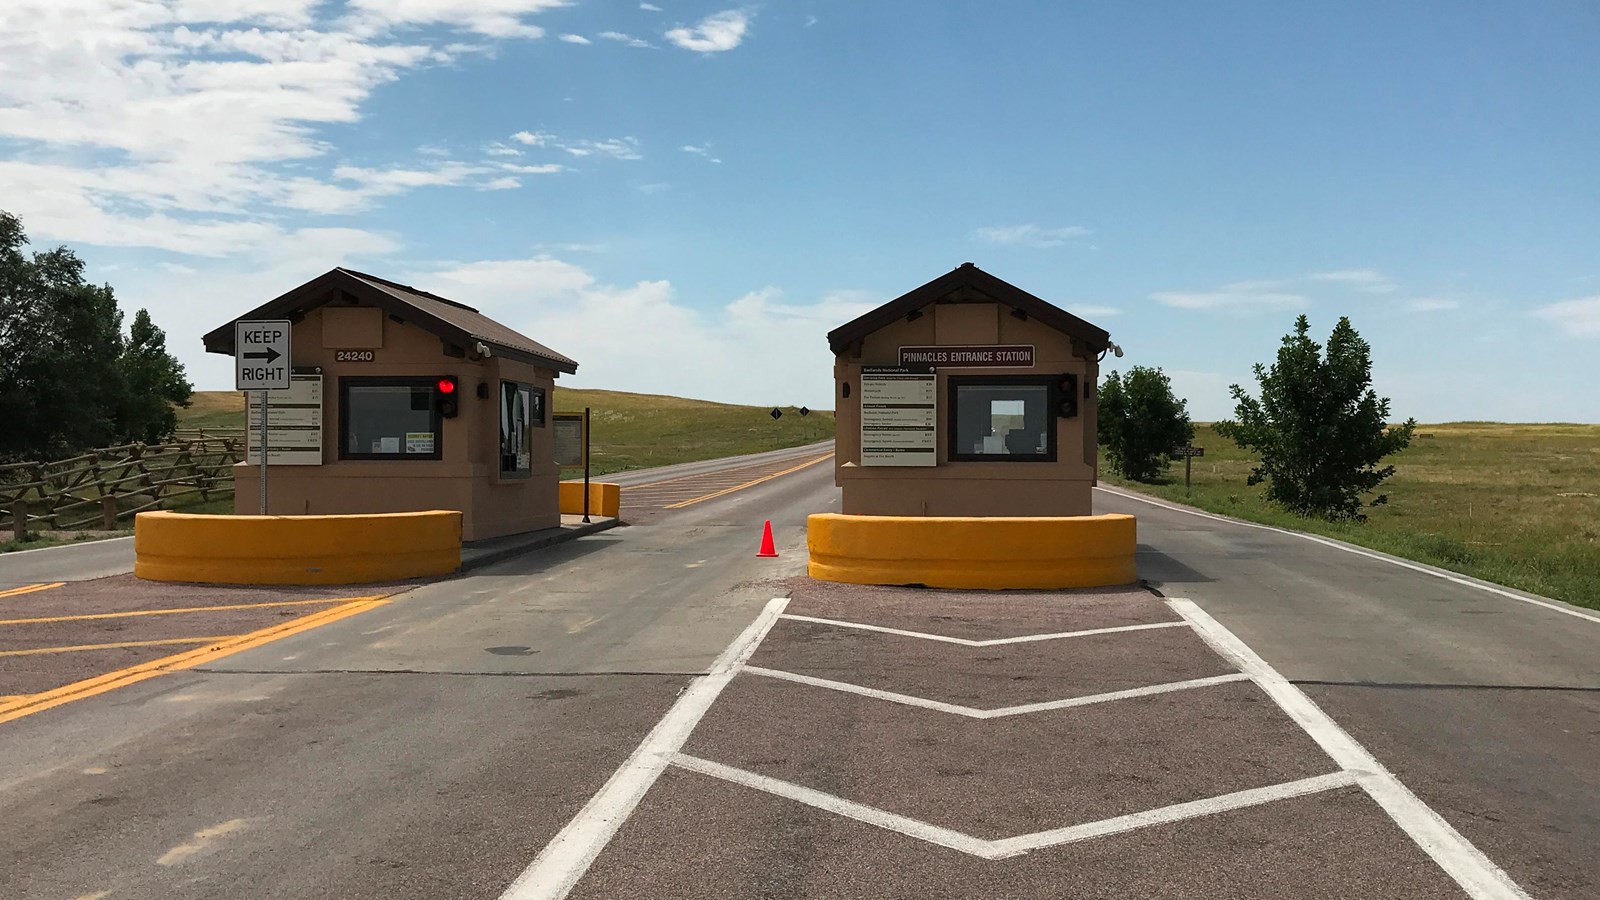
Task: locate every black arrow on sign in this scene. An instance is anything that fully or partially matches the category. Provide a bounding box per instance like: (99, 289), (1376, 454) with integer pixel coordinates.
(243, 347), (282, 363)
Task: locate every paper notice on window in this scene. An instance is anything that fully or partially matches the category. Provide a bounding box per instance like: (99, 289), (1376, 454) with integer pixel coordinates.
(406, 432), (435, 454)
(378, 436), (401, 454)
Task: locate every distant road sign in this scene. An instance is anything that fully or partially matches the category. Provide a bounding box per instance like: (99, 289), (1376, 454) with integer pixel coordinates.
(235, 320), (292, 391)
(1172, 446), (1205, 458)
(770, 408), (783, 420)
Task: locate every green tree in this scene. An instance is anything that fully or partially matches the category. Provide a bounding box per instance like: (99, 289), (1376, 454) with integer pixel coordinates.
(1098, 366), (1195, 482)
(0, 210), (192, 461)
(116, 309), (193, 444)
(1215, 314), (1415, 521)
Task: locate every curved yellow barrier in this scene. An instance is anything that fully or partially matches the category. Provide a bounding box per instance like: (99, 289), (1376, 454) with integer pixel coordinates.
(559, 482), (621, 518)
(807, 513), (1137, 590)
(134, 510), (462, 585)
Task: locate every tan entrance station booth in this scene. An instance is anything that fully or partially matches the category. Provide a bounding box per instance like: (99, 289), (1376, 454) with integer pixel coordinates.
(808, 263), (1137, 589)
(135, 268), (584, 585)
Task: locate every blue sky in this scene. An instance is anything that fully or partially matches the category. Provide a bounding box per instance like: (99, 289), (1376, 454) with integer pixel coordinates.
(3, 1), (1597, 421)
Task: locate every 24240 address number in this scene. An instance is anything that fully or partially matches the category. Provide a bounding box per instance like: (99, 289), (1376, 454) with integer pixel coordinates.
(335, 350), (375, 362)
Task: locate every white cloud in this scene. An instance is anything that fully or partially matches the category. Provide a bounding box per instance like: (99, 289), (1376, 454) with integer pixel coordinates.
(559, 33), (590, 44)
(480, 176), (521, 190)
(665, 9), (750, 52)
(1151, 282), (1310, 312)
(1535, 296), (1600, 338)
(113, 226), (403, 389)
(342, 0), (570, 39)
(500, 163), (565, 174)
(974, 224), (1093, 248)
(1406, 298), (1461, 313)
(640, 2), (663, 10)
(598, 30), (653, 48)
(1310, 268), (1398, 294)
(635, 182), (671, 194)
(484, 142), (523, 157)
(563, 137), (643, 160)
(511, 130), (556, 146)
(680, 144), (722, 163)
(0, 0), (568, 256)
(805, 15), (818, 27)
(409, 256), (875, 407)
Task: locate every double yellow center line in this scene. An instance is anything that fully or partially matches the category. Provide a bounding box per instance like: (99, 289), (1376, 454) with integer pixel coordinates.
(662, 452), (834, 509)
(0, 595), (389, 726)
(0, 582), (65, 600)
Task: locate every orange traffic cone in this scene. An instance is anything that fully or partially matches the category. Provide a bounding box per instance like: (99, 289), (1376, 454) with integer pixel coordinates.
(756, 519), (779, 558)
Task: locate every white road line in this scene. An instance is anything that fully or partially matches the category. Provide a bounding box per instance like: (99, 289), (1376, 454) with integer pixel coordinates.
(745, 667), (1251, 718)
(988, 771), (1360, 859)
(1170, 598), (1531, 900)
(673, 754), (993, 857)
(778, 614), (1189, 646)
(497, 597), (790, 900)
(673, 754), (1358, 861)
(1098, 484), (1600, 626)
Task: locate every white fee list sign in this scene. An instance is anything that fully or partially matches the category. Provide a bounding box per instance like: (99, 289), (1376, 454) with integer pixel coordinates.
(235, 319), (291, 391)
(860, 366), (937, 467)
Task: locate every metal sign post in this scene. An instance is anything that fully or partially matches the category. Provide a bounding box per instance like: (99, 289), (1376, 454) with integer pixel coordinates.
(259, 390), (269, 514)
(235, 319), (292, 516)
(582, 407), (592, 524)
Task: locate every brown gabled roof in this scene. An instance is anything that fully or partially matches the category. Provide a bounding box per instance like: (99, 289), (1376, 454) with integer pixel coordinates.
(827, 262), (1111, 355)
(202, 267), (578, 374)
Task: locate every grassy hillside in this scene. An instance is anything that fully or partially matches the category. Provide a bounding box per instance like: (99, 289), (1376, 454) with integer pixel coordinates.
(1101, 422), (1600, 611)
(175, 388), (835, 476)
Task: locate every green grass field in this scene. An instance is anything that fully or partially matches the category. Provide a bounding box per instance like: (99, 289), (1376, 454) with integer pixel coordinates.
(1101, 423), (1600, 611)
(173, 388), (836, 477)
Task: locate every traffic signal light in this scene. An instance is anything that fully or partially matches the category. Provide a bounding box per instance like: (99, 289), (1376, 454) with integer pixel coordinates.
(1056, 373), (1079, 418)
(436, 376), (459, 418)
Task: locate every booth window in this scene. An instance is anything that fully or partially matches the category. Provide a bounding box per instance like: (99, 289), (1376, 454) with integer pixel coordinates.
(339, 377), (442, 460)
(500, 381), (545, 478)
(947, 376), (1057, 462)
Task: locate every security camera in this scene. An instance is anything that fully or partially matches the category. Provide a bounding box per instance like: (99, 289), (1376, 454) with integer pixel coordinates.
(1110, 343), (1125, 359)
(474, 341), (493, 358)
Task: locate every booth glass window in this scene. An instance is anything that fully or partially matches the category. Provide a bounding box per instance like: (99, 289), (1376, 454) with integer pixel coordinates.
(948, 376), (1057, 462)
(500, 381), (545, 477)
(339, 377), (442, 460)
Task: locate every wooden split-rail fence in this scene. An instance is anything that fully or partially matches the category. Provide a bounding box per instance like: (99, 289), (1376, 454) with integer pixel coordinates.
(2, 429), (245, 538)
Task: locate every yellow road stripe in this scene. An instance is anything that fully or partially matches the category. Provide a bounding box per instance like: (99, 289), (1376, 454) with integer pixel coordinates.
(0, 582), (65, 600)
(0, 598), (389, 726)
(0, 695), (26, 703)
(0, 636), (240, 658)
(0, 595), (376, 627)
(664, 453), (834, 509)
(621, 452), (829, 491)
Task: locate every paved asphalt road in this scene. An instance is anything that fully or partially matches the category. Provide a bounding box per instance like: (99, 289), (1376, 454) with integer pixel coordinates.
(0, 536), (135, 587)
(0, 446), (1595, 899)
(1095, 485), (1600, 900)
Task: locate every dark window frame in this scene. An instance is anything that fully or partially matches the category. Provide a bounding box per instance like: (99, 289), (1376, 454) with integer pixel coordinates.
(946, 374), (1059, 463)
(338, 376), (443, 461)
(498, 379), (544, 479)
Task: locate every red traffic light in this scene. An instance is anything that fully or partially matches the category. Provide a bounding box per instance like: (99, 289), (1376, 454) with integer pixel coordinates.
(437, 377), (457, 394)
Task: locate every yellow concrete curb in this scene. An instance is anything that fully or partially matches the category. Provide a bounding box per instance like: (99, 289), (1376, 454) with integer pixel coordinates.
(559, 482), (621, 518)
(806, 513), (1137, 590)
(134, 510), (461, 585)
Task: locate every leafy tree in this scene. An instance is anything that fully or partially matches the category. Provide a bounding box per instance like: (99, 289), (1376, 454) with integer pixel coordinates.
(116, 309), (193, 444)
(0, 210), (192, 461)
(1215, 314), (1415, 521)
(1098, 366), (1195, 482)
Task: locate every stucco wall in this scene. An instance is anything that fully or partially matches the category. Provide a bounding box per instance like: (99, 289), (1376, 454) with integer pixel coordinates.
(234, 303), (562, 542)
(832, 300), (1101, 517)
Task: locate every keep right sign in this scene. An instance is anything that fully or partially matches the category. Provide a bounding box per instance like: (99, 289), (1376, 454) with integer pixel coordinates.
(235, 320), (292, 391)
